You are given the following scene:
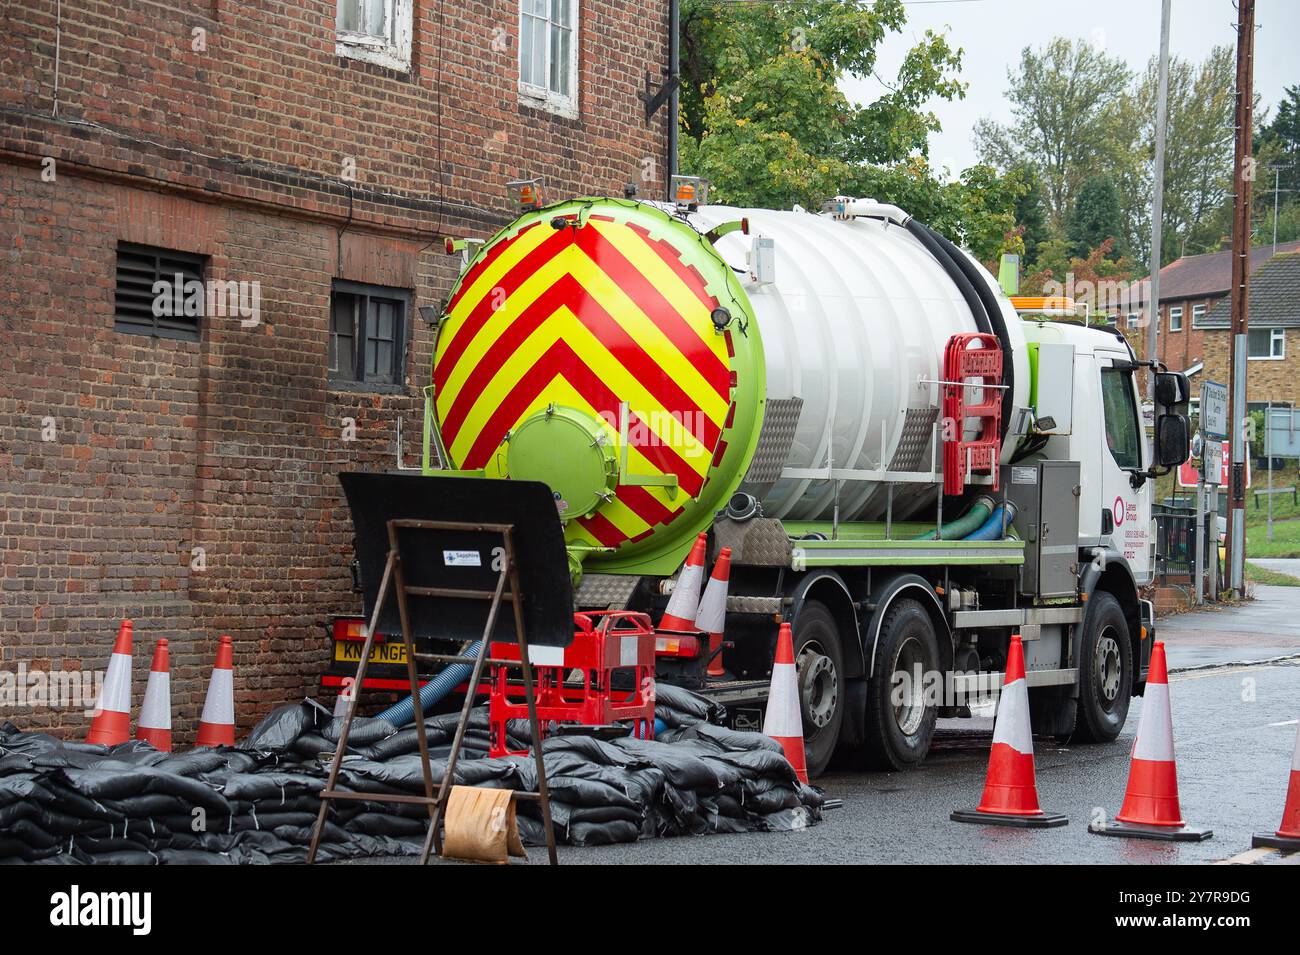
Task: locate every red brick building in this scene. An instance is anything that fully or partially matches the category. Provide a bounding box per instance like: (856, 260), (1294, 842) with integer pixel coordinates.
(1121, 241), (1300, 411)
(0, 1), (670, 738)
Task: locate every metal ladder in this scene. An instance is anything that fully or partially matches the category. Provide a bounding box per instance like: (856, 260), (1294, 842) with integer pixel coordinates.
(305, 518), (558, 865)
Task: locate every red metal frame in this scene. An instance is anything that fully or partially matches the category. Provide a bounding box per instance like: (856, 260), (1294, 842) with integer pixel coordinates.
(942, 332), (1003, 496)
(487, 610), (657, 758)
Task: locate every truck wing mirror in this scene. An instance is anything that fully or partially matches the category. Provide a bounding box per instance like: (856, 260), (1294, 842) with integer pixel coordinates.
(1154, 371), (1190, 414)
(1155, 413), (1191, 468)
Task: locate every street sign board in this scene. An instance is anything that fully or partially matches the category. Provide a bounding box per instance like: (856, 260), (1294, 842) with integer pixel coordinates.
(1264, 406), (1300, 458)
(1178, 439), (1250, 488)
(1200, 380), (1228, 439)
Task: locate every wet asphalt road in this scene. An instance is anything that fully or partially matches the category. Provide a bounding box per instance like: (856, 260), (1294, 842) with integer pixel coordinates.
(351, 589), (1300, 865)
(565, 587), (1300, 865)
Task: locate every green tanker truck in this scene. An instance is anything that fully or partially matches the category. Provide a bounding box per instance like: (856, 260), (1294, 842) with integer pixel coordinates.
(327, 184), (1191, 776)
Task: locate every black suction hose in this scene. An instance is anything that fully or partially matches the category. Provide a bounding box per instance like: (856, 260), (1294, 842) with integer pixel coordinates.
(923, 225), (1016, 439)
(903, 219), (993, 338)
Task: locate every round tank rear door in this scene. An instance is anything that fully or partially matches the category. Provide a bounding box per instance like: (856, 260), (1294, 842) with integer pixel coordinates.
(500, 405), (617, 519)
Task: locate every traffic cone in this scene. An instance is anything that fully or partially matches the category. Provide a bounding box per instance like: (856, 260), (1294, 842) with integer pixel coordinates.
(1252, 720), (1300, 850)
(696, 547), (732, 677)
(1089, 641), (1211, 841)
(763, 622), (808, 784)
(195, 635), (236, 747)
(952, 635), (1067, 827)
(658, 533), (707, 631)
(86, 620), (133, 746)
(135, 639), (172, 752)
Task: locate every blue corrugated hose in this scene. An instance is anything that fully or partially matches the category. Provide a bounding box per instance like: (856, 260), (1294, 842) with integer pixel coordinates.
(963, 502), (1017, 542)
(375, 640), (483, 727)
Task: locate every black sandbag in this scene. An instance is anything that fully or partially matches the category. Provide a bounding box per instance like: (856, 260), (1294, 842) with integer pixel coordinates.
(654, 683), (726, 727)
(154, 749), (235, 777)
(321, 715), (399, 746)
(365, 720), (455, 760)
(216, 771), (325, 804)
(659, 721), (783, 753)
(241, 700), (324, 753)
(542, 775), (640, 811)
(233, 810), (321, 832)
(611, 737), (733, 790)
(52, 766), (229, 815)
(343, 812), (431, 837)
(565, 818), (642, 846)
(0, 774), (55, 808)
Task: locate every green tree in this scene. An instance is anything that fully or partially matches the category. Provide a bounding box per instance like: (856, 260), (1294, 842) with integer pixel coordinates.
(977, 39), (1238, 270)
(1068, 174), (1124, 259)
(1012, 164), (1050, 262)
(678, 0), (1024, 261)
(1259, 85), (1300, 195)
(1134, 46), (1237, 264)
(973, 38), (1133, 227)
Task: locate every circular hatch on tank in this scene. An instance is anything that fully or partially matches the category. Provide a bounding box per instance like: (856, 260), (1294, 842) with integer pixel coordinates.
(500, 405), (618, 519)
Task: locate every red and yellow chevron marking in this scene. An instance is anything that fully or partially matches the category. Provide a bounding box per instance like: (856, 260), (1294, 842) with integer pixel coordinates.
(435, 213), (733, 550)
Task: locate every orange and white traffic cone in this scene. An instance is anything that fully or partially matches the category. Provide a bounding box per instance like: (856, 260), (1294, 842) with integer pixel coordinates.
(1090, 641), (1211, 841)
(87, 620), (134, 746)
(764, 622), (808, 784)
(696, 547), (732, 678)
(658, 533), (707, 632)
(195, 635), (236, 748)
(135, 639), (172, 752)
(1253, 719), (1300, 850)
(953, 635), (1067, 827)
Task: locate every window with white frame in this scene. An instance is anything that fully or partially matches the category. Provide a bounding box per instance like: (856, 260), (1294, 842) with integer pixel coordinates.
(1191, 303), (1207, 327)
(1247, 326), (1285, 360)
(1169, 305), (1183, 332)
(337, 0), (412, 72)
(519, 0), (578, 117)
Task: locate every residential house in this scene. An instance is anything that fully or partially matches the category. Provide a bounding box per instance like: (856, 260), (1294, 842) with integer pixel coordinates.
(1118, 242), (1300, 414)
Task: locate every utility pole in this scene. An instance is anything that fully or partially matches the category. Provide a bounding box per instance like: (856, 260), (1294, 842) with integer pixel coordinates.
(1225, 0), (1255, 599)
(1145, 0), (1172, 397)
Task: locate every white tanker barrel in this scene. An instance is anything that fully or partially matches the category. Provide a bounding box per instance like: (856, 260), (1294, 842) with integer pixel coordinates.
(688, 200), (1030, 524)
(429, 195), (1031, 577)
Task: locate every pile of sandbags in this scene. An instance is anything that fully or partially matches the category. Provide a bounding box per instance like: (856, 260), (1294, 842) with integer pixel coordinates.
(0, 685), (822, 864)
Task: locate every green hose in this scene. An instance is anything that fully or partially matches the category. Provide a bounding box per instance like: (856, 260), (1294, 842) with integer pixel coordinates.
(911, 495), (995, 541)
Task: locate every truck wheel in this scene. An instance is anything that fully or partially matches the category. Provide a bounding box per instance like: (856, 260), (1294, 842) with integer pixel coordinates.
(863, 598), (939, 770)
(1074, 591), (1132, 743)
(792, 601), (844, 779)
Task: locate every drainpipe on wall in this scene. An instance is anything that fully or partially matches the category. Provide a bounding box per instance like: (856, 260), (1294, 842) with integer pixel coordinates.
(667, 0), (679, 199)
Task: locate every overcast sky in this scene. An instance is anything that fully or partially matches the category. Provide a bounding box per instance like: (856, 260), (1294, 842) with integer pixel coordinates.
(841, 0), (1299, 177)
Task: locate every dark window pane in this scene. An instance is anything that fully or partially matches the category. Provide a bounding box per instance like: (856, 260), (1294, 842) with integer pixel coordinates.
(330, 294), (357, 380)
(331, 284), (406, 388)
(1101, 367), (1141, 470)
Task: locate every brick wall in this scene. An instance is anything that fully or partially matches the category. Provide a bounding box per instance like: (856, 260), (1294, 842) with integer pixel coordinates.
(1151, 296), (1221, 375)
(0, 1), (669, 740)
(1201, 329), (1298, 407)
(1137, 295), (1298, 408)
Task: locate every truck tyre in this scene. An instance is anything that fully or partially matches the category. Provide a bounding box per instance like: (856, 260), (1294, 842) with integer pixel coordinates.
(1028, 686), (1077, 743)
(863, 598), (939, 770)
(1074, 591), (1132, 743)
(792, 601), (845, 778)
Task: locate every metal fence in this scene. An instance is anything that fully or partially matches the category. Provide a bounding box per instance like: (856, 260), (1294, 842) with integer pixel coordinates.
(1154, 503), (1195, 583)
(1154, 503), (1220, 587)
